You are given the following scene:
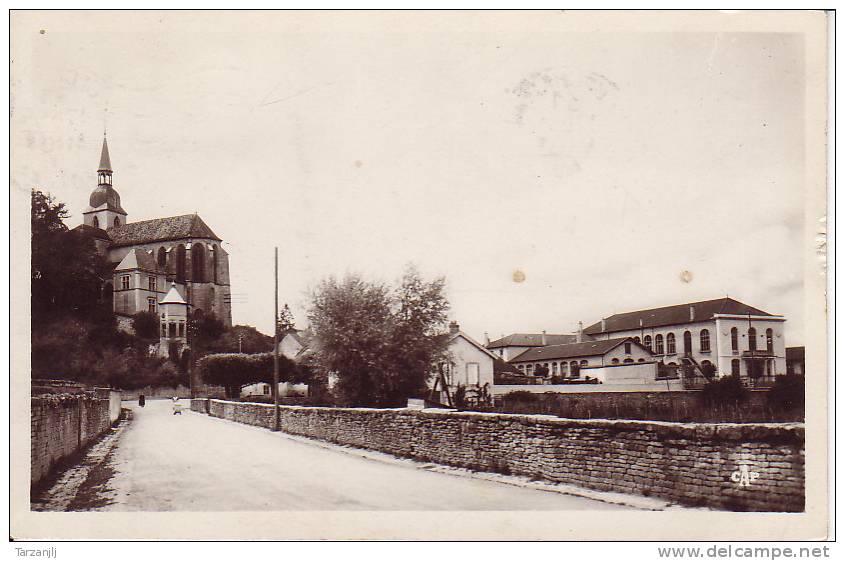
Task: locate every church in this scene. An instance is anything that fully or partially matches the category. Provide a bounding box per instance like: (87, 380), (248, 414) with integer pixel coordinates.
(73, 136), (233, 336)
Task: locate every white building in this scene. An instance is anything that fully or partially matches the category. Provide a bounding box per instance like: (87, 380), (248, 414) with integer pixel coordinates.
(582, 297), (786, 381)
(430, 322), (498, 405)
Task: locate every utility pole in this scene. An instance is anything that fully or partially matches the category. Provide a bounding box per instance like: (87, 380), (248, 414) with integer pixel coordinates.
(272, 247), (280, 431)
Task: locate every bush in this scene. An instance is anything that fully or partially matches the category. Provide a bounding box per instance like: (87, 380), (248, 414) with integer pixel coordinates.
(132, 311), (160, 341)
(503, 390), (539, 403)
(767, 374), (804, 413)
(453, 385), (467, 408)
(699, 375), (749, 407)
(197, 352), (300, 398)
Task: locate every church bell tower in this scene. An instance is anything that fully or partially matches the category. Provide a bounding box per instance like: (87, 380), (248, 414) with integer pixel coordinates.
(83, 134), (128, 229)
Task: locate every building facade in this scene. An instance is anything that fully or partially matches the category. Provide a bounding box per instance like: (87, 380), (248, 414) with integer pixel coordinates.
(509, 337), (654, 379)
(485, 332), (577, 361)
(582, 298), (787, 381)
(74, 136), (233, 328)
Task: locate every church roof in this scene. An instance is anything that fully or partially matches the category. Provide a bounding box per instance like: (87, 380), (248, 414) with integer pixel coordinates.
(107, 214), (222, 247)
(99, 136), (112, 171)
(160, 283), (187, 305)
(114, 248), (162, 272)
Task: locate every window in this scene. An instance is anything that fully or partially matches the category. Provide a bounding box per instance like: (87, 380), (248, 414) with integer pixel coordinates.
(683, 331), (692, 354)
(700, 329), (711, 352)
(551, 363), (558, 376)
(263, 385), (270, 395)
(570, 361), (580, 377)
(644, 335), (652, 351)
(731, 359), (740, 376)
(149, 276), (157, 292)
(526, 364), (534, 374)
(637, 358), (645, 363)
(731, 327), (738, 353)
(92, 215), (99, 228)
(624, 342), (632, 354)
(624, 358), (634, 364)
(560, 362), (567, 374)
(611, 358), (620, 365)
(655, 334), (664, 354)
(168, 322), (176, 338)
(157, 247), (167, 268)
(766, 329), (773, 353)
(748, 327), (757, 351)
(147, 297), (156, 313)
(120, 275), (130, 290)
(666, 333), (676, 354)
(633, 336), (640, 344)
(114, 216), (120, 227)
(766, 360), (773, 376)
(517, 364), (524, 372)
(579, 360), (588, 367)
(160, 323), (167, 337)
(466, 363), (480, 386)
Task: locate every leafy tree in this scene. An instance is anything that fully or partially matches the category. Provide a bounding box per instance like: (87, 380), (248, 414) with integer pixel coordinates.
(534, 364), (550, 377)
(700, 362), (717, 380)
(209, 324), (274, 354)
(132, 311), (160, 342)
(197, 352), (300, 398)
(31, 189), (110, 322)
(307, 265), (450, 407)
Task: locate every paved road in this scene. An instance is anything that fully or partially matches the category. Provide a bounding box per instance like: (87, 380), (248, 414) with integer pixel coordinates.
(92, 399), (631, 511)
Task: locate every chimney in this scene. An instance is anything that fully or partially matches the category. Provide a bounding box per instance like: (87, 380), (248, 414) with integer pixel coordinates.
(577, 321), (584, 343)
(690, 306), (695, 321)
(484, 332), (490, 345)
(541, 330), (547, 346)
(449, 321), (460, 335)
(601, 318), (607, 332)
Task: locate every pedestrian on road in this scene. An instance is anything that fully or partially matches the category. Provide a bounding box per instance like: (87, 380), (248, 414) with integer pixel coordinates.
(172, 396), (182, 415)
(139, 394), (145, 407)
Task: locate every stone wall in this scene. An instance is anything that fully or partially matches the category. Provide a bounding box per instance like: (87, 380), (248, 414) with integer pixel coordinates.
(30, 393), (115, 486)
(191, 399), (804, 512)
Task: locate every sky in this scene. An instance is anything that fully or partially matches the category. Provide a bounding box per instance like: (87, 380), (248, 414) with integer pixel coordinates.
(12, 12), (810, 344)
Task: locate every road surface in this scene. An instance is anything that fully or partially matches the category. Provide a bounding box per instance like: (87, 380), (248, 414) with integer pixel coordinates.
(77, 399), (634, 511)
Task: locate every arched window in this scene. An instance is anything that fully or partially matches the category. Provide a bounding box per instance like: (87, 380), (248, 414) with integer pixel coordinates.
(570, 361), (579, 377)
(611, 358), (620, 365)
(560, 362), (568, 374)
(731, 327), (738, 352)
(624, 358), (634, 364)
(212, 245), (219, 283)
(634, 336), (641, 344)
(748, 327), (757, 351)
(683, 331), (692, 354)
(114, 216), (120, 227)
(175, 244), (187, 283)
(157, 247), (167, 268)
(700, 329), (710, 352)
(766, 328), (773, 353)
(655, 334), (664, 354)
(92, 215), (99, 229)
(643, 335), (652, 351)
(731, 359), (740, 376)
(579, 360), (588, 367)
(191, 243), (206, 282)
(637, 358), (645, 363)
(666, 333), (676, 354)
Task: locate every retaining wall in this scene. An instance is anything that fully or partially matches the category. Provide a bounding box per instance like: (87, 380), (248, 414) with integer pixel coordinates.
(191, 398), (804, 511)
(30, 393), (116, 486)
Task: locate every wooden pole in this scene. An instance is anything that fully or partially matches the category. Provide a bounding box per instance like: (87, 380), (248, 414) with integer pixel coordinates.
(273, 247), (280, 431)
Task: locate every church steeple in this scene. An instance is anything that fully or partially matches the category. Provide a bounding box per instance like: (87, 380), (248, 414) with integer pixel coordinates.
(97, 134), (113, 186)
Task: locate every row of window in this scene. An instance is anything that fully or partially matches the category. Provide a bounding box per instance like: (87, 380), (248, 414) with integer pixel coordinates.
(517, 360), (593, 377)
(156, 243), (219, 284)
(730, 358), (775, 377)
(119, 275), (158, 292)
(161, 321), (187, 338)
(634, 328), (774, 355)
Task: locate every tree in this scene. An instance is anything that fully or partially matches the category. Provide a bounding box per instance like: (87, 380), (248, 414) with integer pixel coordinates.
(209, 324), (274, 354)
(276, 303), (295, 337)
(31, 189), (110, 322)
(197, 352), (299, 398)
(307, 265), (450, 407)
(534, 364), (550, 378)
(132, 311), (160, 342)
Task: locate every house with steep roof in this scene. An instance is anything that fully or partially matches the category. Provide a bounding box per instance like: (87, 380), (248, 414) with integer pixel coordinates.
(429, 321), (498, 406)
(73, 136), (232, 328)
(485, 332), (578, 361)
(582, 297), (786, 382)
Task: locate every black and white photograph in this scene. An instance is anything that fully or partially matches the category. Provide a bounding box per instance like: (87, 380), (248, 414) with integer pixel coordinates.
(9, 9), (831, 542)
